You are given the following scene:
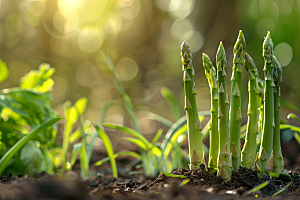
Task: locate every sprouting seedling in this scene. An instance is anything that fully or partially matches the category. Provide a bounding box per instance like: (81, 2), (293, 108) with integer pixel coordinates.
(161, 170), (187, 178)
(215, 42), (231, 181)
(258, 32), (275, 174)
(181, 41), (204, 169)
(229, 30), (245, 171)
(273, 56), (284, 173)
(241, 52), (259, 169)
(202, 53), (219, 169)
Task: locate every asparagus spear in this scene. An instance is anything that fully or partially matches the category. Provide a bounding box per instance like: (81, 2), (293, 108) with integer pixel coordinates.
(273, 56), (284, 172)
(230, 30), (246, 171)
(216, 42), (231, 181)
(258, 32), (275, 174)
(181, 41), (204, 169)
(202, 53), (219, 169)
(241, 52), (259, 169)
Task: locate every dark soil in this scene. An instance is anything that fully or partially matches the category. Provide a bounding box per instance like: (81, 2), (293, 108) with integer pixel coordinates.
(1, 165), (300, 200)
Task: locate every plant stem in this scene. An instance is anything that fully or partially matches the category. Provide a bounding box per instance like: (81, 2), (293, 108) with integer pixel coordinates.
(273, 56), (284, 172)
(181, 41), (203, 169)
(258, 32), (275, 174)
(230, 30), (245, 171)
(241, 52), (259, 169)
(202, 53), (219, 169)
(216, 42), (231, 181)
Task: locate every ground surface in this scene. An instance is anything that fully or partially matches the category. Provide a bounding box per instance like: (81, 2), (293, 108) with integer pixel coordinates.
(0, 166), (300, 200)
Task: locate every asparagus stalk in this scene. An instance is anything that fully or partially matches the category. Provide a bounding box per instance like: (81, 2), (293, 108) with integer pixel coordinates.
(273, 56), (284, 172)
(181, 41), (204, 170)
(216, 42), (231, 181)
(258, 32), (275, 174)
(241, 52), (259, 169)
(202, 53), (219, 169)
(229, 30), (246, 171)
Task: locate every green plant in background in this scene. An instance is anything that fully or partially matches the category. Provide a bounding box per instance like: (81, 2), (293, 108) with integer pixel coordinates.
(216, 42), (231, 180)
(0, 61), (61, 176)
(202, 53), (218, 169)
(241, 52), (259, 169)
(181, 41), (204, 170)
(94, 53), (211, 177)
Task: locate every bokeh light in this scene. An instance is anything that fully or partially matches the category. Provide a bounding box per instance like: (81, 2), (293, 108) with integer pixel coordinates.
(274, 42), (293, 67)
(115, 57), (139, 82)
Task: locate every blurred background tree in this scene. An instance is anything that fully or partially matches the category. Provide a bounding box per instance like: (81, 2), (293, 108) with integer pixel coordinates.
(0, 0), (299, 150)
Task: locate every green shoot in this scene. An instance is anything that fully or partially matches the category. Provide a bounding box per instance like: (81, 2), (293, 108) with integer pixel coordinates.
(93, 122), (118, 178)
(216, 42), (231, 181)
(269, 172), (291, 178)
(202, 53), (219, 169)
(161, 169), (187, 178)
(230, 30), (245, 171)
(241, 52), (259, 169)
(258, 32), (275, 174)
(181, 41), (204, 169)
(273, 56), (284, 172)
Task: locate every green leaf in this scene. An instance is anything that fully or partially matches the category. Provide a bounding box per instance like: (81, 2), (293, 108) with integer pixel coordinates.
(122, 137), (148, 150)
(269, 172), (291, 178)
(70, 143), (82, 168)
(98, 102), (112, 124)
(160, 169), (187, 178)
(179, 178), (190, 186)
(0, 117), (61, 176)
(92, 122), (118, 178)
(280, 124), (300, 133)
(152, 128), (163, 143)
(102, 123), (151, 148)
(20, 63), (55, 93)
(80, 143), (89, 180)
(148, 112), (173, 128)
(20, 140), (43, 176)
(160, 86), (180, 121)
(0, 59), (9, 84)
(209, 168), (217, 174)
(0, 141), (6, 157)
(94, 151), (142, 166)
(272, 180), (293, 197)
(287, 113), (300, 123)
(247, 181), (269, 194)
(294, 132), (300, 144)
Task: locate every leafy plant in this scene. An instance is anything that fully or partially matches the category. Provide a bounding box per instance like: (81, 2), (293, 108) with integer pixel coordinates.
(0, 62), (60, 176)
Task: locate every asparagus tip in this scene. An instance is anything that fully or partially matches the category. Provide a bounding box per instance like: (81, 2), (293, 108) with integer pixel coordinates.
(263, 152), (274, 172)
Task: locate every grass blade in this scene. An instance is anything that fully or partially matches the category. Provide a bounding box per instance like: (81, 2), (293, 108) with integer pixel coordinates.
(269, 172), (291, 178)
(179, 178), (190, 186)
(148, 112), (173, 128)
(160, 86), (180, 121)
(70, 143), (82, 168)
(98, 102), (112, 124)
(94, 151), (142, 166)
(92, 122), (118, 178)
(102, 123), (151, 148)
(287, 113), (300, 123)
(122, 137), (148, 150)
(0, 117), (61, 176)
(248, 181), (269, 194)
(152, 128), (163, 143)
(280, 124), (300, 133)
(294, 132), (300, 144)
(161, 169), (187, 178)
(272, 180), (293, 197)
(102, 53), (141, 133)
